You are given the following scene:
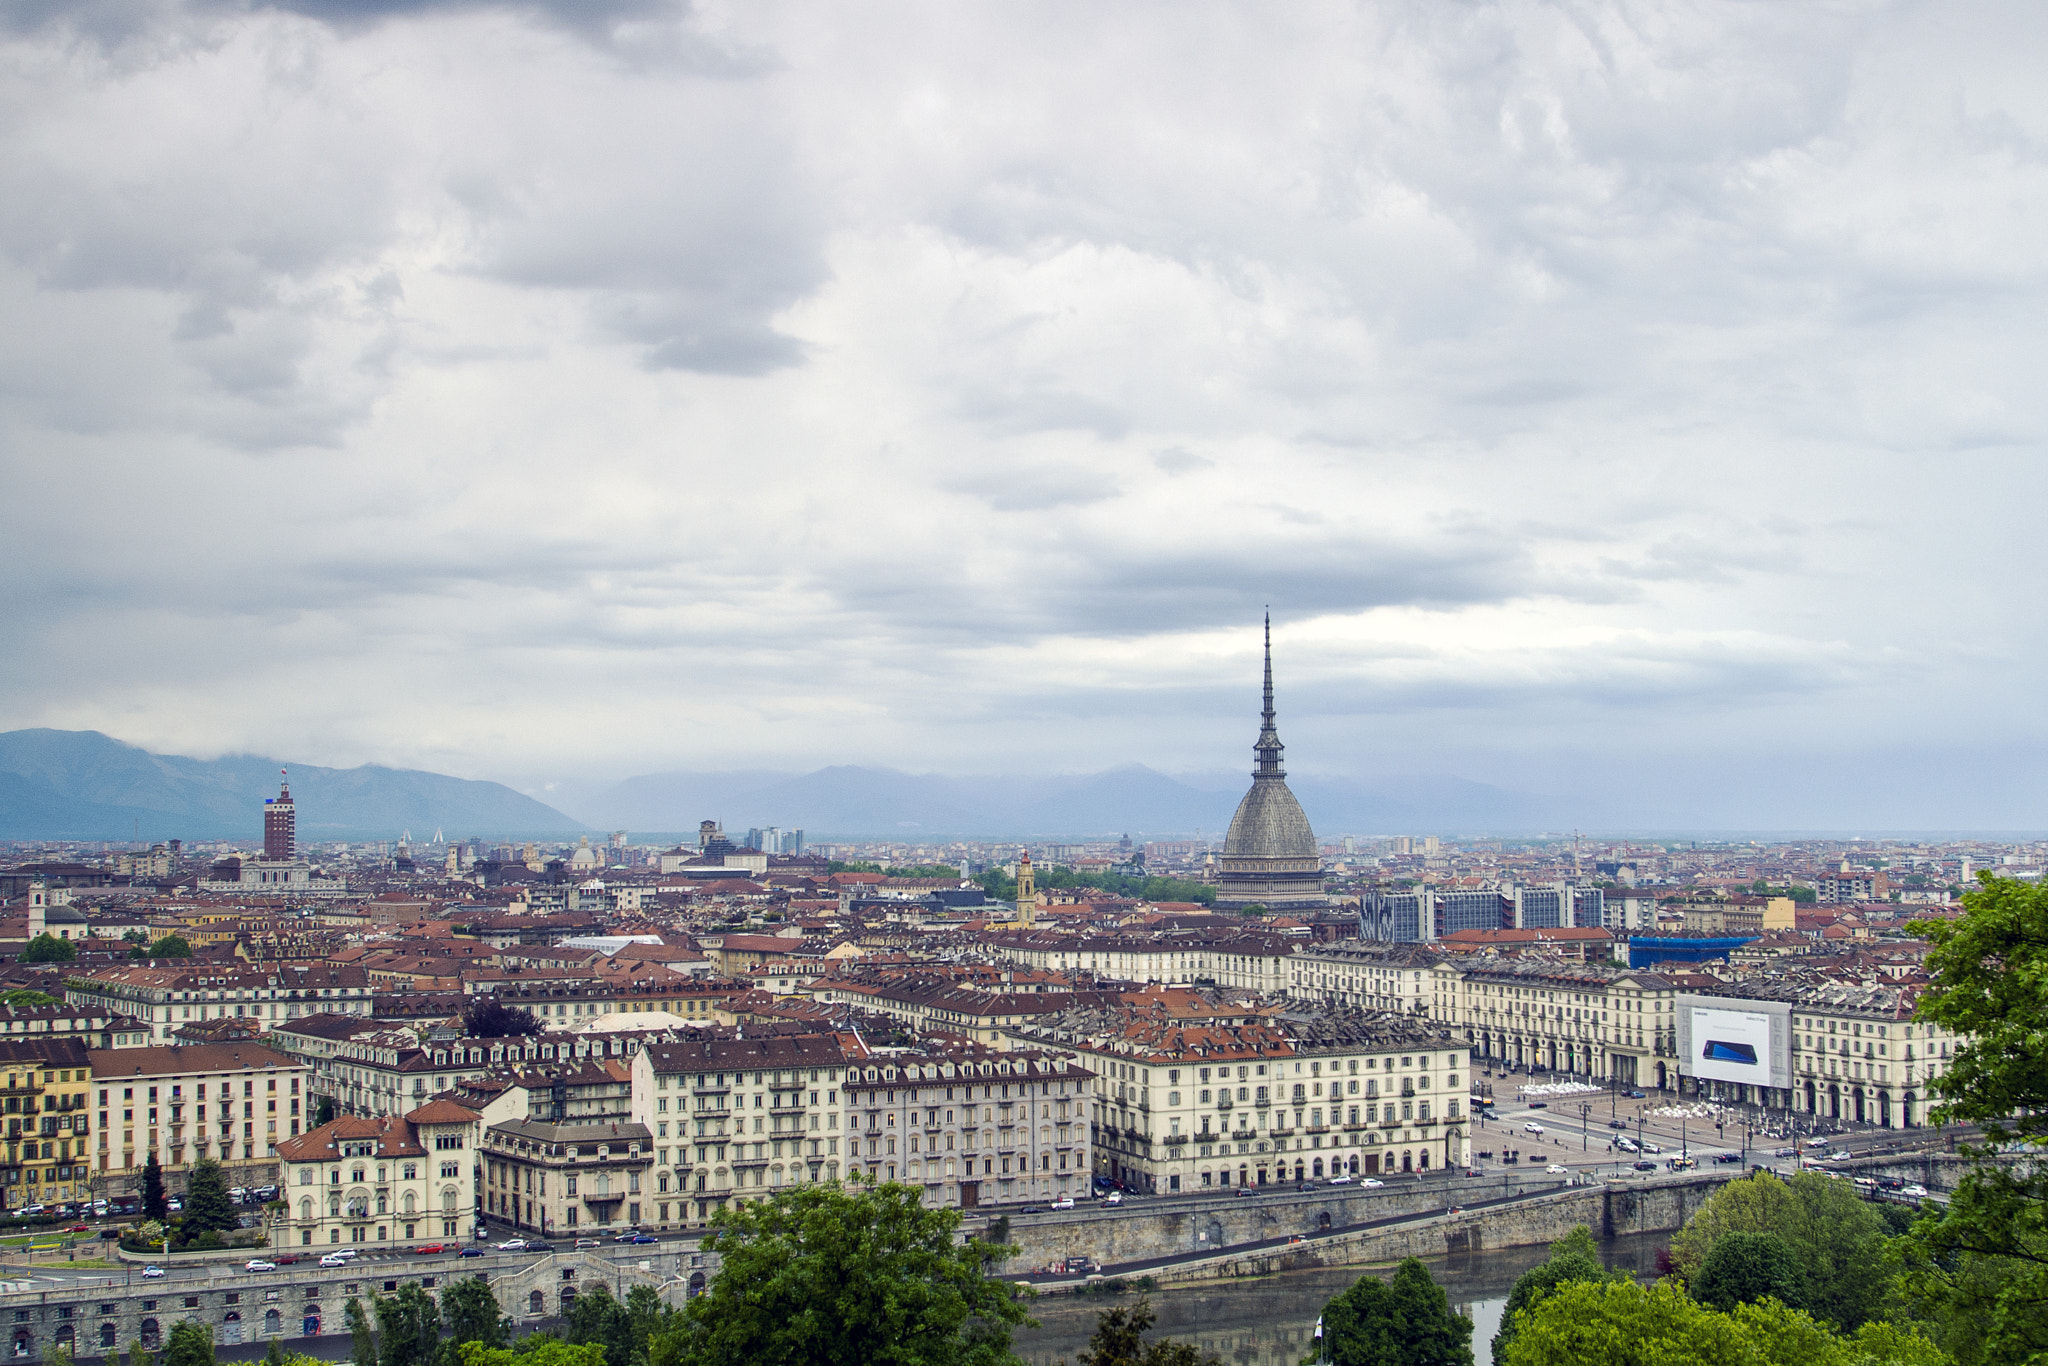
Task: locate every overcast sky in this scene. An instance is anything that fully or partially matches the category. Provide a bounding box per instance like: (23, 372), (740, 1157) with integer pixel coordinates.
(2, 1), (2044, 826)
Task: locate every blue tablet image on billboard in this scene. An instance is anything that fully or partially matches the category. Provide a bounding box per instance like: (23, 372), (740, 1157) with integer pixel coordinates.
(1702, 1040), (1758, 1066)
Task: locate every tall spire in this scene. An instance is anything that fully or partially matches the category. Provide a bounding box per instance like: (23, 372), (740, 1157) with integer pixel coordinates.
(1253, 610), (1285, 778)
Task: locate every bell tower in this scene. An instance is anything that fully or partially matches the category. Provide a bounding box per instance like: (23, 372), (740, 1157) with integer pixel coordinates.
(1015, 850), (1037, 928)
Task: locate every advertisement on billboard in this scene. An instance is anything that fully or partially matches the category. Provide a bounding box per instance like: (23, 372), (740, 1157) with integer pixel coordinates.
(1686, 1005), (1776, 1086)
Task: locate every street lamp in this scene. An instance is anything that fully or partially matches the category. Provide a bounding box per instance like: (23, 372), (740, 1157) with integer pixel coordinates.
(1579, 1102), (1591, 1153)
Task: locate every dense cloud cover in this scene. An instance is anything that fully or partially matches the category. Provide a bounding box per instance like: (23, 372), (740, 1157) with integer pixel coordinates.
(1, 1), (2043, 827)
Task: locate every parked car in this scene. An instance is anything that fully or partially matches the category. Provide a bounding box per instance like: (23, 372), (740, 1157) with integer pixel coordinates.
(1102, 1192), (1123, 1205)
(1361, 1178), (1385, 1189)
(1049, 1196), (1074, 1210)
(413, 1244), (446, 1255)
(1524, 1122), (1545, 1134)
(141, 1266), (165, 1279)
(245, 1260), (277, 1272)
(230, 1187), (249, 1202)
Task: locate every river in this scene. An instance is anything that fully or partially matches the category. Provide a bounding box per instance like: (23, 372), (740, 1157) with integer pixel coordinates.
(1011, 1231), (1670, 1366)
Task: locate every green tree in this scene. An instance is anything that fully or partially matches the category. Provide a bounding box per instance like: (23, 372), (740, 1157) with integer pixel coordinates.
(1, 989), (59, 1006)
(564, 1284), (636, 1366)
(460, 998), (542, 1038)
(1692, 1231), (1807, 1314)
(180, 1157), (239, 1239)
(664, 1179), (1031, 1366)
(1077, 1297), (1219, 1366)
(122, 928), (150, 946)
(1318, 1257), (1473, 1366)
(132, 935), (192, 959)
(316, 1096), (338, 1125)
(19, 933), (75, 963)
(442, 1277), (507, 1352)
(1497, 1278), (1946, 1366)
(1901, 873), (2048, 1365)
(1667, 1169), (1888, 1329)
(141, 1152), (168, 1222)
(162, 1322), (215, 1366)
(374, 1283), (445, 1366)
(347, 1298), (379, 1366)
(130, 1339), (155, 1366)
(1491, 1227), (1619, 1360)
(460, 1343), (602, 1366)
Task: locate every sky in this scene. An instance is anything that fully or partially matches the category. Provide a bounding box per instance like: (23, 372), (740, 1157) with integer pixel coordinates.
(2, 1), (2045, 828)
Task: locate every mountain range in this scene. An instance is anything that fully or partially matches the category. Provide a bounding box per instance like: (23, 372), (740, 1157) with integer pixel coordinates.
(564, 763), (1565, 839)
(0, 730), (584, 842)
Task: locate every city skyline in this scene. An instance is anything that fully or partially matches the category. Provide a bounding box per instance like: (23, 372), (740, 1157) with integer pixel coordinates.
(1, 4), (2043, 828)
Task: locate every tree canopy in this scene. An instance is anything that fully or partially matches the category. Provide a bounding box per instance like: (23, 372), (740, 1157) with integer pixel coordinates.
(142, 1152), (168, 1222)
(441, 1277), (508, 1353)
(461, 997), (542, 1038)
(1692, 1232), (1807, 1315)
(162, 1322), (215, 1366)
(1497, 1278), (1943, 1366)
(180, 1157), (240, 1239)
(1318, 1257), (1473, 1366)
(664, 1180), (1031, 1366)
(1074, 1298), (1218, 1366)
(1492, 1227), (1622, 1359)
(19, 933), (75, 963)
(131, 934), (191, 959)
(1, 989), (59, 1006)
(1900, 873), (2048, 1365)
(1667, 1170), (1890, 1329)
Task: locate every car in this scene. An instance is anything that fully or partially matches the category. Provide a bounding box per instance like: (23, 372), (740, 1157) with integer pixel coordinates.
(413, 1244), (446, 1255)
(1545, 1164), (1568, 1174)
(1524, 1122), (1545, 1134)
(1633, 1161), (1657, 1171)
(458, 1247), (486, 1258)
(1626, 1090), (1646, 1099)
(1064, 1255), (1098, 1274)
(1236, 1186), (1258, 1197)
(1019, 1206), (1044, 1215)
(1879, 1177), (1905, 1190)
(141, 1266), (165, 1279)
(497, 1239), (530, 1251)
(1103, 1192), (1123, 1205)
(1298, 1181), (1318, 1192)
(1904, 1184), (1930, 1199)
(1643, 1143), (1662, 1154)
(1327, 1173), (1354, 1185)
(1607, 1119), (1628, 1130)
(613, 1231), (643, 1242)
(1362, 1178), (1385, 1188)
(1615, 1138), (1640, 1153)
(1528, 1101), (1548, 1109)
(1806, 1137), (1829, 1147)
(526, 1241), (555, 1253)
(273, 1255), (300, 1266)
(166, 1199), (182, 1213)
(245, 1260), (277, 1272)
(320, 1252), (357, 1267)
(627, 1234), (657, 1245)
(64, 1223), (87, 1234)
(575, 1238), (602, 1249)
(1714, 1153), (1744, 1164)
(1668, 1157), (1697, 1171)
(1050, 1196), (1074, 1210)
(230, 1187), (249, 1202)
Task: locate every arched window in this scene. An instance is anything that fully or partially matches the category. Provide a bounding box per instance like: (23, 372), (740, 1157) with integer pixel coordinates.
(402, 1191), (417, 1215)
(528, 1292), (544, 1316)
(300, 1197), (314, 1221)
(442, 1187), (458, 1213)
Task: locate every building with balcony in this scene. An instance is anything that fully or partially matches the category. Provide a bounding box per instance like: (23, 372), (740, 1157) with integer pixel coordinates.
(630, 1034), (850, 1229)
(65, 965), (373, 1044)
(471, 1061), (649, 1238)
(88, 1043), (310, 1195)
(276, 1098), (480, 1247)
(0, 1039), (92, 1211)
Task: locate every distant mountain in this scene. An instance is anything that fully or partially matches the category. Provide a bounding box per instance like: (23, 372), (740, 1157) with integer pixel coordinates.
(0, 730), (586, 841)
(569, 762), (1569, 839)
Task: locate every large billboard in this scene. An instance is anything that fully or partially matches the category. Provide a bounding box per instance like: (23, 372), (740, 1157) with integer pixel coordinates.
(1675, 995), (1792, 1090)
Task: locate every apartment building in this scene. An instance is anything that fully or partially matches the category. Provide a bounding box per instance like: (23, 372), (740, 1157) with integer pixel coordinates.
(630, 1034), (850, 1227)
(473, 1061), (650, 1237)
(0, 1039), (92, 1212)
(89, 1044), (310, 1193)
(1014, 1006), (1465, 1195)
(65, 965), (373, 1044)
(982, 930), (1298, 994)
(276, 1098), (481, 1247)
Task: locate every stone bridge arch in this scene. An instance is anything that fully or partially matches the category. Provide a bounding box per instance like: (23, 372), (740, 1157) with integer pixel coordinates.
(478, 1253), (694, 1321)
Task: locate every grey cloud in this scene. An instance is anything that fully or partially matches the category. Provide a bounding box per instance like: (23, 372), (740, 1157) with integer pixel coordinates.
(1153, 448), (1214, 475)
